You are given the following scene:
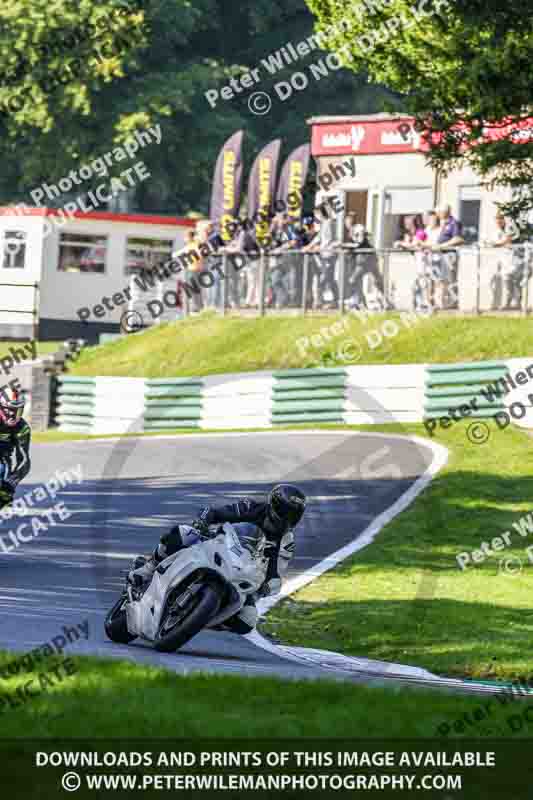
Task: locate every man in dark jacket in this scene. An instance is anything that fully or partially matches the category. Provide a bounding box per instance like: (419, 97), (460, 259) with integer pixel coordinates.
(129, 484), (306, 634)
(0, 387), (31, 509)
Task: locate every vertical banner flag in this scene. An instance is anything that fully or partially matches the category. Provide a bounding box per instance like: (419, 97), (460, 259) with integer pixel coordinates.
(247, 139), (282, 246)
(275, 143), (311, 223)
(209, 130), (244, 242)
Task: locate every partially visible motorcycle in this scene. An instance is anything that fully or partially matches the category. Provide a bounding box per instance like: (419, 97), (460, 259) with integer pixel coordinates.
(104, 522), (268, 652)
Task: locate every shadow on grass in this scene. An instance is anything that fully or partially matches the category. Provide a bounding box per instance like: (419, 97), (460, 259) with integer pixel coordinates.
(265, 594), (533, 680)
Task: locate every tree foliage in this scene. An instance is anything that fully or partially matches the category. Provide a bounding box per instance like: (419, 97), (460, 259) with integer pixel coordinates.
(0, 0), (394, 214)
(306, 0), (533, 222)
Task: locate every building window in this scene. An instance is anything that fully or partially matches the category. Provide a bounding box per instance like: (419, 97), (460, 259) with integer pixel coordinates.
(383, 187), (434, 248)
(2, 230), (27, 269)
(58, 233), (107, 273)
(459, 188), (481, 244)
(125, 237), (174, 276)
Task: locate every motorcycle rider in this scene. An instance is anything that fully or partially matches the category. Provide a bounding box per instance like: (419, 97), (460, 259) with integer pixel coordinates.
(129, 483), (306, 634)
(0, 387), (31, 510)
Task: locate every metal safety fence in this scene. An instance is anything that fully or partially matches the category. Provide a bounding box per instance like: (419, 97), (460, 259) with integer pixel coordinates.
(126, 244), (533, 324)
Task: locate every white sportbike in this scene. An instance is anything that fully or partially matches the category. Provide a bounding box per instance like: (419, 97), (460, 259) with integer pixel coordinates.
(104, 522), (268, 652)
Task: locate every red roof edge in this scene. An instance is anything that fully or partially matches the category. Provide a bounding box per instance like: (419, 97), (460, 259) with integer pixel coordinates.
(0, 207), (196, 227)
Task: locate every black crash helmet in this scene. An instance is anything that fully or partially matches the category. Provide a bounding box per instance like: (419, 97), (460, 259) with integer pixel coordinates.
(268, 484), (306, 527)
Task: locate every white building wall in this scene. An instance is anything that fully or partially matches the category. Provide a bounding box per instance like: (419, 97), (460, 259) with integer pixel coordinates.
(0, 214), (46, 333)
(438, 164), (511, 241)
(39, 216), (189, 324)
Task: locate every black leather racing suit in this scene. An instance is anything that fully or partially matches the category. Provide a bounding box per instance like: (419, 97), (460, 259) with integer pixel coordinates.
(0, 418), (31, 505)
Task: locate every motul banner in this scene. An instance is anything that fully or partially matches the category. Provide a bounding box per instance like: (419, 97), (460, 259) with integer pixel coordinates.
(247, 139), (281, 245)
(209, 130), (244, 241)
(276, 143), (310, 223)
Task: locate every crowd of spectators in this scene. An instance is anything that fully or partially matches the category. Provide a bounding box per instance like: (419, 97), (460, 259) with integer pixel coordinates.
(391, 204), (533, 311)
(393, 204), (464, 311)
(171, 202), (531, 314)
(174, 209), (379, 312)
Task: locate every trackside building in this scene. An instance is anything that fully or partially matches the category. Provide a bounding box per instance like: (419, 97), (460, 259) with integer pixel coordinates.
(308, 113), (527, 311)
(0, 208), (194, 340)
(308, 112), (513, 246)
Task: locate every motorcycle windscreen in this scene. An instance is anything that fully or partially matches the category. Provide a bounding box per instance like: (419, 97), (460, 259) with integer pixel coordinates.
(231, 522), (264, 555)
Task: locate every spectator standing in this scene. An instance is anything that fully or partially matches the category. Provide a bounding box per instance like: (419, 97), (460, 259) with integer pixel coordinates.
(241, 225), (261, 308)
(316, 209), (340, 309)
(345, 224), (383, 310)
(224, 223), (256, 309)
(344, 213), (361, 244)
(204, 220), (224, 309)
(485, 211), (517, 248)
(484, 211), (526, 309)
(301, 216), (321, 308)
(423, 210), (441, 247)
(174, 230), (202, 314)
(429, 203), (464, 309)
(393, 214), (427, 249)
(291, 216), (313, 306)
(269, 213), (295, 308)
(412, 210), (441, 311)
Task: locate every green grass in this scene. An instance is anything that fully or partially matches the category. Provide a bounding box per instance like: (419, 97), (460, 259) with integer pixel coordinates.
(0, 341), (58, 360)
(261, 420), (533, 682)
(67, 314), (533, 377)
(0, 650), (526, 739)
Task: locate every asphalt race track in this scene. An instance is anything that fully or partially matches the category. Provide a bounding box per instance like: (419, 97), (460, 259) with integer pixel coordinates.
(0, 430), (463, 688)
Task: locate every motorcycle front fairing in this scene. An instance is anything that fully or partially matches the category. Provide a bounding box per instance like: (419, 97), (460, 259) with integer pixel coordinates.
(126, 524), (267, 641)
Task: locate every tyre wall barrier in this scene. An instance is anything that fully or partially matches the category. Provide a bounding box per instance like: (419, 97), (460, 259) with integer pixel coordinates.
(145, 378), (204, 430)
(424, 361), (508, 420)
(271, 368), (347, 425)
(424, 358), (533, 426)
(54, 359), (533, 434)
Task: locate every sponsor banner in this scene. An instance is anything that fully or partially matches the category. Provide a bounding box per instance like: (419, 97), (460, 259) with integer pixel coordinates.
(312, 116), (533, 157)
(209, 130), (244, 241)
(247, 139), (282, 244)
(311, 118), (427, 156)
(276, 143), (310, 222)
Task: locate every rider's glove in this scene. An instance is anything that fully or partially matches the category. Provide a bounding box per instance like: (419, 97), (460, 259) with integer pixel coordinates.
(257, 578), (282, 598)
(191, 518), (210, 537)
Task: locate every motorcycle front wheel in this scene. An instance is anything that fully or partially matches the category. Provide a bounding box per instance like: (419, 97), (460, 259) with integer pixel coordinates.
(154, 582), (221, 653)
(104, 593), (138, 644)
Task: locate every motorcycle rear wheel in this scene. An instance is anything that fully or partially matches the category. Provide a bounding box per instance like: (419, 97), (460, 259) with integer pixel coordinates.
(154, 583), (221, 653)
(104, 594), (138, 644)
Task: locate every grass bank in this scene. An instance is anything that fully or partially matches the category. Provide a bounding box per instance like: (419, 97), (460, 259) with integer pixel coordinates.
(67, 314), (532, 378)
(0, 650), (525, 740)
(0, 341), (58, 360)
(261, 421), (533, 682)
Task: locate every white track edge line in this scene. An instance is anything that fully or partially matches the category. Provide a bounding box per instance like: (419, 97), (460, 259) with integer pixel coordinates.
(248, 434), (457, 682)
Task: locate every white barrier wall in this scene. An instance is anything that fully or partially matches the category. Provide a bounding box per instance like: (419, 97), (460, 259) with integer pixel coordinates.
(201, 371), (274, 429)
(55, 359), (533, 435)
(344, 364), (426, 424)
